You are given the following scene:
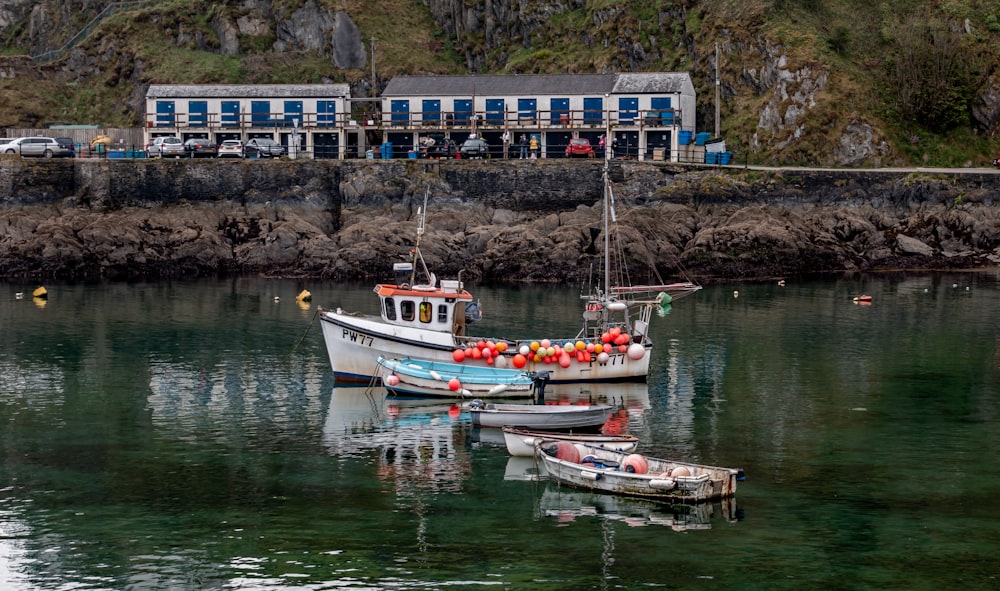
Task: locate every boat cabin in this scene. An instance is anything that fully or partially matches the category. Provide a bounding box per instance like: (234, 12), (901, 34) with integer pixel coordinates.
(375, 275), (475, 336)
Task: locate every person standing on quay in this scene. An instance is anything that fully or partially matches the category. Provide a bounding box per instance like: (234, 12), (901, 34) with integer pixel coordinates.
(519, 134), (528, 159)
(529, 135), (539, 159)
(502, 130), (511, 159)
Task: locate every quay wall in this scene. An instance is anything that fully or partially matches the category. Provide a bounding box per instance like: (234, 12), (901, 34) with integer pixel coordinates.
(1, 158), (998, 281)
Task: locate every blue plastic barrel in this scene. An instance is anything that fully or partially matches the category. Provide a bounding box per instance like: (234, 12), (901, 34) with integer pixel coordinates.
(695, 132), (712, 146)
(705, 152), (718, 165)
(678, 130), (692, 145)
(719, 151), (732, 165)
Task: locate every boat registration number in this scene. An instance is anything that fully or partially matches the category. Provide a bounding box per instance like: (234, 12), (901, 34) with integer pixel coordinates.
(342, 329), (374, 347)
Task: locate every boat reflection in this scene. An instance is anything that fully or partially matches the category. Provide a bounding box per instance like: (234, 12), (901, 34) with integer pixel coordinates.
(537, 487), (740, 530)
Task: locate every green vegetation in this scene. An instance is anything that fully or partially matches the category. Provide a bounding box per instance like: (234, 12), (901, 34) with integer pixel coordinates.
(0, 0), (995, 165)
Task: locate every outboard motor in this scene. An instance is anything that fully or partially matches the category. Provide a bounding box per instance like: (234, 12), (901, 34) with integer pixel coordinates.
(469, 399), (484, 410)
(532, 371), (550, 399)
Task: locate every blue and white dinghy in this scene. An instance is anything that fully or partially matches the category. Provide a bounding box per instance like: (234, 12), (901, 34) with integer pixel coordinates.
(378, 356), (540, 398)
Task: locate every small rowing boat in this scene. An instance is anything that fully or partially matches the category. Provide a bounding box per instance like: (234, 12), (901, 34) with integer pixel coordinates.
(469, 400), (613, 431)
(502, 426), (638, 457)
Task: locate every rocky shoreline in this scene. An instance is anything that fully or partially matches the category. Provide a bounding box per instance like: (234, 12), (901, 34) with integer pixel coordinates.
(1, 158), (998, 283)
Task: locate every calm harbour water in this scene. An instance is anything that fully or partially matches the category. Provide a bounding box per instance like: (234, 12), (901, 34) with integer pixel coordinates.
(1, 272), (999, 590)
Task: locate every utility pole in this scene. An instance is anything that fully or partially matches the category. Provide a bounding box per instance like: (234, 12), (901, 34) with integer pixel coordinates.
(714, 42), (720, 138)
(370, 37), (377, 96)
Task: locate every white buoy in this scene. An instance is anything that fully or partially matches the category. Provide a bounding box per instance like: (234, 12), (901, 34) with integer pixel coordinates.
(429, 370), (443, 381)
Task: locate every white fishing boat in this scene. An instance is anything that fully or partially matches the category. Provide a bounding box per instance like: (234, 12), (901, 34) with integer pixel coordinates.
(377, 356), (539, 398)
(502, 426), (639, 457)
(536, 440), (745, 503)
(468, 399), (613, 431)
(318, 169), (700, 384)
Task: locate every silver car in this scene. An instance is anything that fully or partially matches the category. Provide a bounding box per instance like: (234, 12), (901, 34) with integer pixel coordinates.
(147, 136), (185, 158)
(1, 136), (61, 158)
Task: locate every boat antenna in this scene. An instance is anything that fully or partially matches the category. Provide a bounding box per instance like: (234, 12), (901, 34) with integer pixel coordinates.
(602, 162), (611, 300)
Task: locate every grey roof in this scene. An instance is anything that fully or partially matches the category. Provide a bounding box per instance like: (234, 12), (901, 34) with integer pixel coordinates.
(383, 74), (618, 97)
(613, 73), (692, 94)
(146, 84), (351, 99)
(382, 73), (692, 97)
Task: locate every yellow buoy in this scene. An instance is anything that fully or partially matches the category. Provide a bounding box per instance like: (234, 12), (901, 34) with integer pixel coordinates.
(296, 289), (312, 302)
(33, 286), (48, 298)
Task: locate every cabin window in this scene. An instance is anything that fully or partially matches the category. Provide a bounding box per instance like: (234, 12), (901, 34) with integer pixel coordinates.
(400, 300), (415, 322)
(384, 297), (396, 321)
(419, 302), (432, 323)
(437, 304), (448, 323)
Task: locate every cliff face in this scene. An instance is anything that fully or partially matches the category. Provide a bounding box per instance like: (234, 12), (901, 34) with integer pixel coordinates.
(1, 159), (997, 282)
(0, 1), (997, 166)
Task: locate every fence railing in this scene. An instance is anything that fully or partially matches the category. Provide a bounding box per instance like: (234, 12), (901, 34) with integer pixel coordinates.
(31, 1), (159, 65)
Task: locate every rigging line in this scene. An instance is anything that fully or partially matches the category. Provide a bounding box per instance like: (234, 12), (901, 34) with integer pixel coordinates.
(291, 307), (321, 352)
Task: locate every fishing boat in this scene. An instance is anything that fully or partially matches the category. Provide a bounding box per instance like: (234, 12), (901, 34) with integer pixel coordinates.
(536, 440), (745, 503)
(468, 399), (613, 431)
(502, 426), (639, 457)
(318, 168), (700, 384)
(377, 356), (539, 398)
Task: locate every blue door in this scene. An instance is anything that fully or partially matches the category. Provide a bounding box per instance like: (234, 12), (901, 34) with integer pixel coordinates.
(485, 99), (505, 126)
(221, 101), (240, 127)
(251, 101), (271, 127)
(651, 97), (674, 124)
(583, 97), (603, 126)
(284, 100), (303, 127)
(618, 97), (638, 124)
(422, 99), (441, 124)
(390, 100), (410, 125)
(156, 101), (175, 127)
(317, 100), (336, 127)
(517, 98), (536, 124)
(188, 101), (207, 127)
(550, 97), (569, 125)
(453, 99), (473, 126)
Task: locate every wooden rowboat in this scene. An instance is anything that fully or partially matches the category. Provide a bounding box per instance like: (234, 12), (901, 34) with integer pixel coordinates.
(536, 439), (744, 503)
(502, 426), (638, 457)
(469, 400), (613, 431)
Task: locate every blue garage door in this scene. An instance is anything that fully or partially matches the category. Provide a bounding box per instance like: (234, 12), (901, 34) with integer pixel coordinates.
(583, 97), (603, 126)
(550, 98), (569, 125)
(252, 101), (271, 127)
(391, 100), (410, 125)
(618, 97), (638, 124)
(317, 100), (336, 128)
(454, 99), (473, 126)
(156, 101), (175, 127)
(284, 100), (303, 127)
(422, 99), (441, 124)
(188, 101), (207, 127)
(485, 99), (505, 126)
(517, 98), (536, 124)
(221, 101), (240, 127)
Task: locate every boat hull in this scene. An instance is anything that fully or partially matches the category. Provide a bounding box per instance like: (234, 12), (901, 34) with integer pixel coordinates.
(502, 427), (639, 457)
(470, 403), (613, 431)
(379, 357), (535, 399)
(537, 442), (743, 503)
(321, 310), (650, 384)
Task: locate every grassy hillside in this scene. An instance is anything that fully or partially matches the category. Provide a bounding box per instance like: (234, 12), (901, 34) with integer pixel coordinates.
(0, 0), (997, 166)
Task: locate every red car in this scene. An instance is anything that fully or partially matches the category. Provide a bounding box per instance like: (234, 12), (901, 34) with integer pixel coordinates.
(993, 157), (1000, 169)
(565, 138), (594, 158)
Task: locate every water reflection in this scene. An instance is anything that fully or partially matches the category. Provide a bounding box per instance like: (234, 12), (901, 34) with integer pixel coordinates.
(538, 487), (739, 531)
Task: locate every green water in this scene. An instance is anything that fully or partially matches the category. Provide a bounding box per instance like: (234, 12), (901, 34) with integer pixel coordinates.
(1, 273), (998, 590)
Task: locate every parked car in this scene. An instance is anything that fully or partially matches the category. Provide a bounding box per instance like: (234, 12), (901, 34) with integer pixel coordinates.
(244, 138), (284, 158)
(183, 138), (217, 158)
(993, 157), (1000, 169)
(418, 134), (457, 159)
(1, 137), (62, 158)
(53, 137), (76, 158)
(459, 136), (489, 159)
(217, 139), (245, 159)
(565, 137), (594, 158)
(147, 136), (185, 158)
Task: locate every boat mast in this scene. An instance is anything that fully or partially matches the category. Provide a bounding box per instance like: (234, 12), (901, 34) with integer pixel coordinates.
(603, 166), (611, 301)
(410, 190), (431, 286)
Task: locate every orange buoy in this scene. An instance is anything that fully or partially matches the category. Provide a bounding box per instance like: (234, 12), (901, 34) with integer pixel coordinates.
(623, 454), (648, 474)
